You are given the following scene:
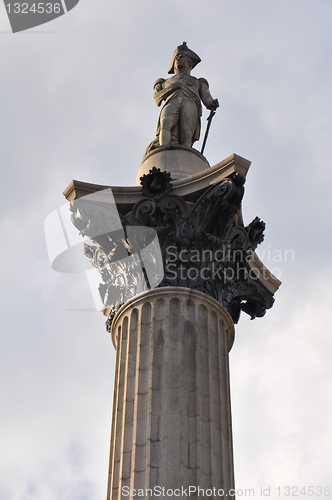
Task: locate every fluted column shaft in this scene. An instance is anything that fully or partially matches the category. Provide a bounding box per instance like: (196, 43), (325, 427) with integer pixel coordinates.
(107, 287), (235, 500)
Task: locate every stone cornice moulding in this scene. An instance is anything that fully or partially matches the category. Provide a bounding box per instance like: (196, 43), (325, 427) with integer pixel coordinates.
(63, 153), (250, 205)
(247, 250), (281, 294)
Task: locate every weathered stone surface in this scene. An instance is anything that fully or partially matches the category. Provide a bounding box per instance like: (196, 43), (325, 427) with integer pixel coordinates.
(106, 288), (235, 499)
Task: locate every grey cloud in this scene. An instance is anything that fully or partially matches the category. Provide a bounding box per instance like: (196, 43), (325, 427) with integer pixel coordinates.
(0, 0), (331, 497)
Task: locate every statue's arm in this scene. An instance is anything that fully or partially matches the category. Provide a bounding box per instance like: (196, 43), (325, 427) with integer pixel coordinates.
(153, 78), (166, 107)
(199, 78), (219, 111)
(153, 78), (181, 107)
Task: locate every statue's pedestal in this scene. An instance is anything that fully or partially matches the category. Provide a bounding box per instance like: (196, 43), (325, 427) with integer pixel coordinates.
(107, 287), (235, 499)
(137, 145), (210, 185)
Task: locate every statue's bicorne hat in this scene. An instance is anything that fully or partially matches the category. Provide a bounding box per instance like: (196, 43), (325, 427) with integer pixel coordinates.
(168, 42), (201, 74)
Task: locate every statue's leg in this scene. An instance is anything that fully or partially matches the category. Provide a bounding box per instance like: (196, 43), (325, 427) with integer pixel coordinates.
(170, 122), (180, 144)
(180, 98), (199, 147)
(159, 100), (180, 146)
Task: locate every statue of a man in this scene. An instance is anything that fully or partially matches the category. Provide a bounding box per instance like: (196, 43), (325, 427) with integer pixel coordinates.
(145, 42), (219, 155)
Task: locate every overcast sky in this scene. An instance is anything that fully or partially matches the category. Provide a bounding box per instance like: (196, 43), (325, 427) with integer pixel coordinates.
(1, 0), (332, 498)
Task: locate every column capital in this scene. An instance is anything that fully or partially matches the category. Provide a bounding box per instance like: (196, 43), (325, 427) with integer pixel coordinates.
(65, 155), (280, 328)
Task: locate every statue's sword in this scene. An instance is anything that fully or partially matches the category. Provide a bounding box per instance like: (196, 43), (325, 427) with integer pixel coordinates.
(201, 109), (216, 155)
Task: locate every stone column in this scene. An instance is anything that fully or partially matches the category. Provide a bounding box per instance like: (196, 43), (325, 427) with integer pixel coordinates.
(107, 287), (235, 500)
(64, 154), (280, 499)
